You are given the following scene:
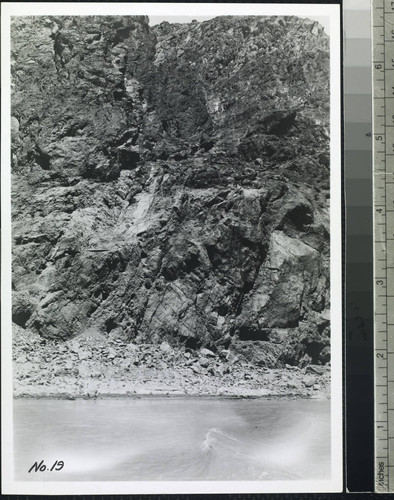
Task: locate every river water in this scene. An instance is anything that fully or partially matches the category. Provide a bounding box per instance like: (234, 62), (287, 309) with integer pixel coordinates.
(13, 398), (330, 481)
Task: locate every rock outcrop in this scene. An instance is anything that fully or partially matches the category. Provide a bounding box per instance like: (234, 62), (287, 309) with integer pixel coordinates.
(11, 15), (331, 369)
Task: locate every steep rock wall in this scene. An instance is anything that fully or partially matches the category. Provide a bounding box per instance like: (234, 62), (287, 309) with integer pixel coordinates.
(11, 15), (331, 367)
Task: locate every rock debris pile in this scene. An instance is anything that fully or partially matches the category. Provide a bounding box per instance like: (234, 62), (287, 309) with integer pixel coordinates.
(13, 325), (330, 398)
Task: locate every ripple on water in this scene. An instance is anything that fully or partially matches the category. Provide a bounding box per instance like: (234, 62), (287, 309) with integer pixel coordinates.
(13, 398), (330, 481)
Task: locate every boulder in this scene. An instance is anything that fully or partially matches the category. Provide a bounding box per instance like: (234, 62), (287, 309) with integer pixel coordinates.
(160, 341), (173, 354)
(303, 375), (316, 387)
(198, 357), (210, 368)
(200, 348), (216, 358)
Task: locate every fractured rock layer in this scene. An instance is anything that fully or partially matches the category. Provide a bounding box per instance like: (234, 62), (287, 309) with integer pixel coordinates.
(11, 15), (331, 369)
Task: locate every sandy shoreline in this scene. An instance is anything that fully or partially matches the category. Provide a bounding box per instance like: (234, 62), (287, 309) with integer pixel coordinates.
(13, 326), (330, 400)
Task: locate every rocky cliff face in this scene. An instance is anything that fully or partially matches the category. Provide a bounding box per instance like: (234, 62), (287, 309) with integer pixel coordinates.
(11, 15), (330, 368)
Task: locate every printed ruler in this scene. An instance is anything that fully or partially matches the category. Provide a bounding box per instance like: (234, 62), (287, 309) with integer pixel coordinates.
(373, 0), (394, 493)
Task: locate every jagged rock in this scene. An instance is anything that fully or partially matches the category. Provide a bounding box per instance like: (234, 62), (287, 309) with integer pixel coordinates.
(303, 375), (316, 387)
(224, 351), (239, 364)
(160, 341), (172, 353)
(217, 364), (230, 376)
(219, 349), (230, 359)
(231, 341), (282, 368)
(200, 348), (216, 358)
(191, 364), (201, 374)
(198, 357), (210, 368)
(319, 346), (331, 364)
(12, 291), (37, 328)
(239, 230), (320, 331)
(306, 365), (326, 375)
(11, 15), (330, 370)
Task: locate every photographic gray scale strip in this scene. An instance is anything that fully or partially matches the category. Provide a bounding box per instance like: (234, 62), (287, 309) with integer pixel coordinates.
(373, 0), (394, 493)
(344, 0), (374, 492)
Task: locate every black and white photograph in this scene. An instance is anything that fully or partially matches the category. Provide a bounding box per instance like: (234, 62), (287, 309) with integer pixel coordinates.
(2, 2), (342, 494)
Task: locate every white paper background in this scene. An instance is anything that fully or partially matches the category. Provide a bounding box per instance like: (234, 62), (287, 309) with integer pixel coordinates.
(1, 2), (342, 494)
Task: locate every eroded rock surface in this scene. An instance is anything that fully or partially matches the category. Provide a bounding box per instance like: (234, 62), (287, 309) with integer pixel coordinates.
(11, 15), (331, 373)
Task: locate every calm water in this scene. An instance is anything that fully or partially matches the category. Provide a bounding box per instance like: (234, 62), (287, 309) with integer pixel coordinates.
(14, 398), (330, 481)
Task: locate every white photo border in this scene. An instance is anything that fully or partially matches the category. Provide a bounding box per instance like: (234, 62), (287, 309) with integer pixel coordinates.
(1, 2), (342, 494)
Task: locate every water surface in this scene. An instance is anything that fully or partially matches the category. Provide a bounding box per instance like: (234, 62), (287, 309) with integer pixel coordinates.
(14, 398), (330, 481)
